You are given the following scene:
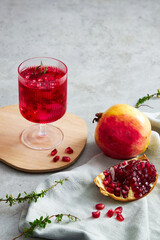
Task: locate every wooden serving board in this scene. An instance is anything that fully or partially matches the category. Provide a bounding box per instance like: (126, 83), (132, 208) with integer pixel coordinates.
(0, 105), (88, 173)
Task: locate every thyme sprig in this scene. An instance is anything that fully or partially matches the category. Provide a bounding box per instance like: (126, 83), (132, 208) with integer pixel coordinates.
(34, 60), (47, 75)
(136, 89), (160, 108)
(0, 178), (68, 206)
(13, 214), (80, 240)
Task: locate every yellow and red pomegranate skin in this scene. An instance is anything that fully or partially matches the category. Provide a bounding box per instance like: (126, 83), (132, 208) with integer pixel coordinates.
(95, 104), (151, 159)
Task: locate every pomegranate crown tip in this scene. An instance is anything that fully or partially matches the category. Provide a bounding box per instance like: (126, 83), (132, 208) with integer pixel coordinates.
(92, 112), (103, 123)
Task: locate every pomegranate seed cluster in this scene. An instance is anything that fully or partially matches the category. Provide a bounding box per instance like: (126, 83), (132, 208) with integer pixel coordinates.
(106, 207), (124, 221)
(51, 147), (74, 162)
(92, 204), (124, 222)
(103, 159), (157, 199)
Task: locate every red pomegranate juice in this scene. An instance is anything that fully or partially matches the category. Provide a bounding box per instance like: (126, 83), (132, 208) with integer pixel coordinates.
(18, 66), (67, 123)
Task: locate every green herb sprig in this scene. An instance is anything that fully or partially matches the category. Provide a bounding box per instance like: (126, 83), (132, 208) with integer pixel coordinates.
(136, 89), (160, 108)
(0, 178), (68, 206)
(13, 214), (80, 240)
(34, 60), (47, 75)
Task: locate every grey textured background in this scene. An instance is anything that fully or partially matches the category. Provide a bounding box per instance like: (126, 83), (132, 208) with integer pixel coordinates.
(0, 0), (160, 239)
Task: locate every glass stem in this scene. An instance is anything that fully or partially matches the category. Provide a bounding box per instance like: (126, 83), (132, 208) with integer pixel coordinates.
(39, 124), (47, 136)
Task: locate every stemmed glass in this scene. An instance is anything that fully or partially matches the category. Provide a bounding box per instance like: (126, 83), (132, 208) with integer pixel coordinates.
(18, 57), (68, 150)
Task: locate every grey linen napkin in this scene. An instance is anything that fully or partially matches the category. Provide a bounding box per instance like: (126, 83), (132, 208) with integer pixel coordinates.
(19, 131), (160, 240)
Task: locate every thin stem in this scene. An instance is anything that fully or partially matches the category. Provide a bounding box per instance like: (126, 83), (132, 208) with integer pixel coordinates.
(12, 213), (80, 240)
(136, 89), (160, 108)
(0, 178), (69, 206)
(136, 104), (154, 109)
(12, 229), (29, 240)
(39, 124), (47, 136)
(48, 213), (80, 221)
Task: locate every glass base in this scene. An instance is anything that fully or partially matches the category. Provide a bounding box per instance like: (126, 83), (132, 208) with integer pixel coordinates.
(21, 124), (64, 150)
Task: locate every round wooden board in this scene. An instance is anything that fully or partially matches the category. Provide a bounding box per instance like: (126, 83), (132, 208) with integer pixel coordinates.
(0, 105), (88, 173)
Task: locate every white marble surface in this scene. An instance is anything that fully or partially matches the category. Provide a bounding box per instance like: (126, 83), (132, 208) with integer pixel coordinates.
(0, 0), (160, 239)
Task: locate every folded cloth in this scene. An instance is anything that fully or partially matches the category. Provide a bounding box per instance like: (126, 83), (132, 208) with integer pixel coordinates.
(143, 112), (160, 133)
(19, 131), (160, 240)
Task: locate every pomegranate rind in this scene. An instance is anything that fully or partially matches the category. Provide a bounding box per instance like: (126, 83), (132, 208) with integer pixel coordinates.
(94, 104), (151, 160)
(94, 154), (158, 202)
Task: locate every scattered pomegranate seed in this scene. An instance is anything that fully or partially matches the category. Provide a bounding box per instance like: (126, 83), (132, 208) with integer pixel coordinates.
(114, 206), (123, 214)
(106, 209), (114, 218)
(116, 213), (124, 222)
(62, 156), (71, 162)
(53, 156), (60, 162)
(65, 147), (73, 154)
(51, 149), (57, 156)
(92, 210), (100, 218)
(95, 203), (105, 210)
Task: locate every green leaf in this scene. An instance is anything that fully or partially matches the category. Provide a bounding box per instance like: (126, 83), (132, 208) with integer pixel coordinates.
(43, 66), (47, 74)
(0, 178), (69, 206)
(136, 89), (160, 108)
(56, 214), (63, 222)
(17, 193), (21, 198)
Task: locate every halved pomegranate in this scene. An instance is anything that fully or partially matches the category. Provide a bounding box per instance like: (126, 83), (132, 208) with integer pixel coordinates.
(94, 155), (158, 201)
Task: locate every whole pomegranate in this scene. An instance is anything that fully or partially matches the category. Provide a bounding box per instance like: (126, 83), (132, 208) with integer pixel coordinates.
(93, 104), (151, 159)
